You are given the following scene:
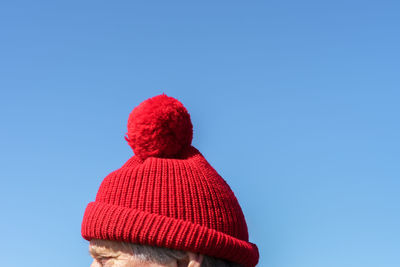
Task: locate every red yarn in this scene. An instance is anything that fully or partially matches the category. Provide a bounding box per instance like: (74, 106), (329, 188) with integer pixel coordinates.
(124, 93), (193, 160)
(81, 94), (259, 267)
(81, 146), (259, 267)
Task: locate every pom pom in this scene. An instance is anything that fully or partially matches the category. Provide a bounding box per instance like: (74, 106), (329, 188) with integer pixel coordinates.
(124, 93), (193, 160)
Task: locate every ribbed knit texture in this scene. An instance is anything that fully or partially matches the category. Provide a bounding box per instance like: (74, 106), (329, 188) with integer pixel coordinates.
(82, 93), (259, 266)
(81, 145), (259, 267)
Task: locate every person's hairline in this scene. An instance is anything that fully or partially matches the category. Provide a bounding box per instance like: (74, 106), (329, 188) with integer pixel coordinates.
(89, 238), (187, 264)
(89, 238), (244, 267)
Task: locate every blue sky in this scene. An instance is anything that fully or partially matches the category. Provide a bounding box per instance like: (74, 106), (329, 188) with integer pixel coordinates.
(1, 1), (399, 267)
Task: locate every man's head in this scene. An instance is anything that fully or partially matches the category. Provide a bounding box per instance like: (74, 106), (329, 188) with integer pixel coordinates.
(81, 94), (259, 267)
(89, 238), (200, 267)
(89, 239), (243, 267)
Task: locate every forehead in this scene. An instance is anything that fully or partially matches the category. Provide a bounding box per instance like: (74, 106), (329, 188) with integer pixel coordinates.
(89, 239), (130, 258)
(89, 241), (167, 267)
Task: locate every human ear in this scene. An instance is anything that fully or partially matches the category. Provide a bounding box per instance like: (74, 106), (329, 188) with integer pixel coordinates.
(186, 252), (204, 267)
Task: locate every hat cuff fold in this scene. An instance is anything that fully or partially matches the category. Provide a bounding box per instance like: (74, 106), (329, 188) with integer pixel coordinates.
(81, 201), (259, 267)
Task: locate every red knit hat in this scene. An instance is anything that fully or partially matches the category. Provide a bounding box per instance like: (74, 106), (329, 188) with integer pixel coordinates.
(81, 93), (259, 267)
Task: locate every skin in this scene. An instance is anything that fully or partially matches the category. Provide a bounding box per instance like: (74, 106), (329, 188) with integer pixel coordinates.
(89, 239), (203, 267)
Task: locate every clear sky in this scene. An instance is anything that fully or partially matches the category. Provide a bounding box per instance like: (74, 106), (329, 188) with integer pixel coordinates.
(1, 1), (399, 267)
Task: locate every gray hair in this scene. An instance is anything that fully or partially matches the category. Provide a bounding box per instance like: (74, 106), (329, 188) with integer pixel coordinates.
(91, 239), (243, 267)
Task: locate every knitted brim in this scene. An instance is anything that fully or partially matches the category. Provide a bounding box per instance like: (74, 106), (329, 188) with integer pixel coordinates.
(81, 201), (259, 267)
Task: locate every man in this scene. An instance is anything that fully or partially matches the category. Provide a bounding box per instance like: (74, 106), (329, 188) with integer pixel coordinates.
(81, 93), (259, 267)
